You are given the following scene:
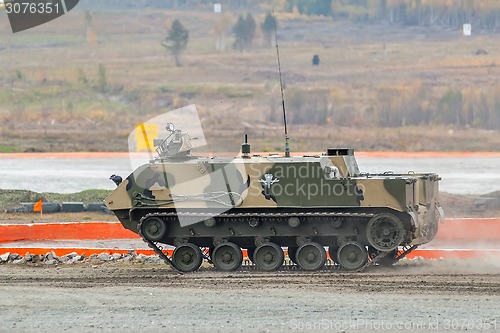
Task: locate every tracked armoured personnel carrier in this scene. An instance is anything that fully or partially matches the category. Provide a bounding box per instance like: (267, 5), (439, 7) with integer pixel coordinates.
(105, 123), (443, 272)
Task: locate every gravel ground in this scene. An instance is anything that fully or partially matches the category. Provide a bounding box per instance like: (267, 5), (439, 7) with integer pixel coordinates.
(1, 260), (500, 333)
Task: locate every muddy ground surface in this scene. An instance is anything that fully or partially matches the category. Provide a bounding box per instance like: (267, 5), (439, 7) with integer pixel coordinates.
(1, 261), (499, 333)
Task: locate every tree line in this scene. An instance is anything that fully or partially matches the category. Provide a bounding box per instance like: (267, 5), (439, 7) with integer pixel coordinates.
(276, 84), (500, 130)
(86, 0), (500, 30)
(285, 0), (500, 30)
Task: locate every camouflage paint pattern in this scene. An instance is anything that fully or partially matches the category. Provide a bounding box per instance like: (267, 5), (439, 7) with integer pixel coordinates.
(105, 148), (442, 246)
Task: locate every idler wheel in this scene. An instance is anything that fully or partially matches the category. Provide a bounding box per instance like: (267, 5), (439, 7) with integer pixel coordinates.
(253, 243), (284, 271)
(212, 242), (243, 271)
(287, 247), (298, 265)
(366, 213), (405, 252)
(337, 241), (368, 271)
(141, 217), (167, 242)
(172, 243), (203, 272)
(295, 242), (326, 271)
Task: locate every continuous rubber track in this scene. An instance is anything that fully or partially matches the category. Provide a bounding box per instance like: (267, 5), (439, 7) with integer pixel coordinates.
(137, 212), (406, 272)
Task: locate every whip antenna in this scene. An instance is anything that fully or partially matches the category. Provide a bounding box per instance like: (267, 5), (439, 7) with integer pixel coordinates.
(272, 10), (290, 157)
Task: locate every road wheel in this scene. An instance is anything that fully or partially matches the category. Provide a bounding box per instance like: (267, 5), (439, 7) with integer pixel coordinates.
(212, 242), (242, 271)
(253, 243), (284, 271)
(337, 241), (368, 271)
(172, 243), (203, 272)
(295, 242), (326, 271)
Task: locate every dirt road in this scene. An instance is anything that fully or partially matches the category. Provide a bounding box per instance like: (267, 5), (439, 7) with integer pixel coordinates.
(1, 261), (499, 333)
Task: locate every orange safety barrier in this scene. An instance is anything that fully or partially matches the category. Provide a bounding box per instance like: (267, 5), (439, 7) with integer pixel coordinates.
(0, 222), (138, 243)
(0, 218), (500, 243)
(356, 151), (500, 158)
(1, 218), (499, 243)
(0, 248), (157, 257)
(405, 249), (500, 259)
(0, 152), (132, 159)
(435, 218), (500, 241)
(2, 151), (500, 159)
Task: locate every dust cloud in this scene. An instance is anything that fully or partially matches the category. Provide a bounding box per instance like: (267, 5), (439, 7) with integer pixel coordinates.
(394, 255), (500, 275)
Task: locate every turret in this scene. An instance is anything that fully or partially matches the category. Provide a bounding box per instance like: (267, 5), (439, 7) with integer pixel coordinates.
(153, 122), (193, 159)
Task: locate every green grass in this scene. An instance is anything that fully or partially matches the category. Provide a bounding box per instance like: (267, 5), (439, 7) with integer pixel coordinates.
(0, 82), (136, 119)
(0, 145), (18, 153)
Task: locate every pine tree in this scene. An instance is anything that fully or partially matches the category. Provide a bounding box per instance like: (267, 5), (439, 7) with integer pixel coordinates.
(261, 12), (276, 48)
(245, 13), (256, 45)
(233, 15), (246, 52)
(233, 13), (256, 52)
(162, 19), (189, 67)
